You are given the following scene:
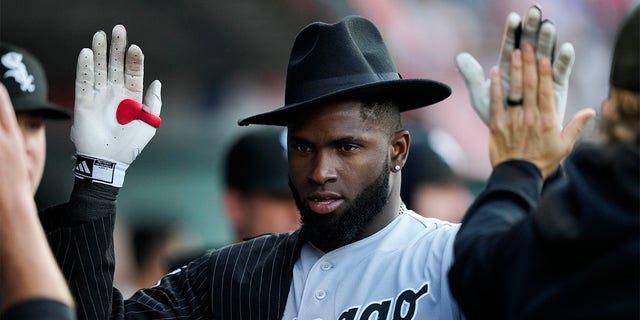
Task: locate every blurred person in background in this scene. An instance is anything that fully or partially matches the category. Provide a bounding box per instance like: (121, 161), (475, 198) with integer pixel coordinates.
(113, 217), (193, 298)
(449, 5), (638, 319)
(401, 122), (473, 223)
(0, 43), (70, 196)
(0, 43), (74, 319)
(223, 127), (300, 241)
(166, 127), (300, 270)
(130, 221), (185, 287)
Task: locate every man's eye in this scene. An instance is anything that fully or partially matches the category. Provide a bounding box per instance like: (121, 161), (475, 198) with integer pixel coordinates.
(340, 144), (358, 152)
(28, 120), (44, 130)
(293, 143), (310, 153)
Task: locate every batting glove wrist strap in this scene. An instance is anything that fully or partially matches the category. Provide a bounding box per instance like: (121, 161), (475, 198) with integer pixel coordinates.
(73, 153), (129, 188)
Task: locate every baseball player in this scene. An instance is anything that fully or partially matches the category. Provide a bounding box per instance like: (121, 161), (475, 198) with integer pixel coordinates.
(0, 43), (71, 195)
(0, 44), (74, 319)
(38, 5), (576, 320)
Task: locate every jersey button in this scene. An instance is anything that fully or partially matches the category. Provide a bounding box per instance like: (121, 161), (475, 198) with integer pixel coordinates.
(315, 289), (326, 300)
(320, 262), (333, 271)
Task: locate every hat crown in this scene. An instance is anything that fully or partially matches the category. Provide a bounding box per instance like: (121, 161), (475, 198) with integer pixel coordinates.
(1, 44), (48, 103)
(285, 16), (400, 105)
(0, 43), (69, 119)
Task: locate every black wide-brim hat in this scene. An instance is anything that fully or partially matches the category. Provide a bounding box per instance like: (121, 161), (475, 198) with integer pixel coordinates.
(238, 15), (451, 126)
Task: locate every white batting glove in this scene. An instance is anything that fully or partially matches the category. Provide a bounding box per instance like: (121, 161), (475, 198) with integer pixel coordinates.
(456, 5), (574, 127)
(71, 25), (162, 187)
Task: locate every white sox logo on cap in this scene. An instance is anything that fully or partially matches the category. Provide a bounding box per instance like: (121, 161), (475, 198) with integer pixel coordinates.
(1, 52), (35, 93)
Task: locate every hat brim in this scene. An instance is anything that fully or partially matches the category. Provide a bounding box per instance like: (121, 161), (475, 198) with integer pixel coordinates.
(14, 100), (71, 120)
(238, 79), (451, 126)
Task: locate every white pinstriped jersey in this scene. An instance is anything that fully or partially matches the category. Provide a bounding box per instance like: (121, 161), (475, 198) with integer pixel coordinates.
(282, 210), (463, 320)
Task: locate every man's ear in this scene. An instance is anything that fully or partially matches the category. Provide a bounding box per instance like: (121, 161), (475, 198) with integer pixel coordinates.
(390, 129), (410, 170)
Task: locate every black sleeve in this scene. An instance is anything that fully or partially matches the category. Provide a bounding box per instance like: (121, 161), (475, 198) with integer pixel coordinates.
(0, 299), (76, 320)
(447, 160), (543, 318)
(42, 179), (213, 319)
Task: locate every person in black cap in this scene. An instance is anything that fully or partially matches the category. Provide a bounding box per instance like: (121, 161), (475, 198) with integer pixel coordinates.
(448, 5), (638, 319)
(0, 43), (70, 195)
(33, 6), (575, 320)
(167, 128), (299, 270)
(0, 83), (75, 319)
(223, 127), (299, 241)
(400, 124), (472, 223)
(0, 43), (76, 320)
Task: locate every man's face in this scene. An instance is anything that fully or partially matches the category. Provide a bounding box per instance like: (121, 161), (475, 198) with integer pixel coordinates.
(16, 112), (46, 195)
(287, 100), (393, 251)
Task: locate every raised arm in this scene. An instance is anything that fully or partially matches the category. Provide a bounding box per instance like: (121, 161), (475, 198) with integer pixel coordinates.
(41, 25), (220, 320)
(448, 7), (595, 318)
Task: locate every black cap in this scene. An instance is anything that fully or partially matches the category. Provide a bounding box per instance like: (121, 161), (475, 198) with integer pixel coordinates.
(610, 5), (640, 93)
(225, 128), (290, 195)
(401, 125), (458, 207)
(1, 43), (70, 119)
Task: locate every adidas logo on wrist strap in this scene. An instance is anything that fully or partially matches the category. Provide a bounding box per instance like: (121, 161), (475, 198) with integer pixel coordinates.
(73, 154), (128, 187)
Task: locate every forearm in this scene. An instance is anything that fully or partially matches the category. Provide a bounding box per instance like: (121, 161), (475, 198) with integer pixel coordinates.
(0, 194), (74, 312)
(458, 160), (543, 238)
(448, 160), (543, 316)
(42, 178), (119, 320)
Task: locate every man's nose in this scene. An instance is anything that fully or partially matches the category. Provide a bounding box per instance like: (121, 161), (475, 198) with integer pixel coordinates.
(308, 150), (338, 185)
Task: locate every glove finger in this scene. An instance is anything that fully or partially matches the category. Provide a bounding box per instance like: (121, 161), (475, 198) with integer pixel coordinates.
(499, 12), (521, 71)
(108, 25), (127, 87)
(125, 44), (144, 101)
(75, 48), (94, 105)
(92, 30), (108, 89)
(456, 53), (491, 124)
(553, 42), (574, 126)
(143, 80), (162, 116)
(553, 42), (575, 86)
(520, 5), (542, 49)
(536, 20), (556, 62)
(456, 53), (485, 88)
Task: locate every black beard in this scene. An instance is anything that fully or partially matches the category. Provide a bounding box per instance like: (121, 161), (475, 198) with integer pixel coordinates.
(290, 163), (390, 252)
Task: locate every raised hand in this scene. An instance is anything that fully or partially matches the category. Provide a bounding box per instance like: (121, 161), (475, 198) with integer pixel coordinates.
(456, 5), (574, 128)
(71, 25), (162, 187)
(0, 83), (31, 205)
(487, 44), (594, 178)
